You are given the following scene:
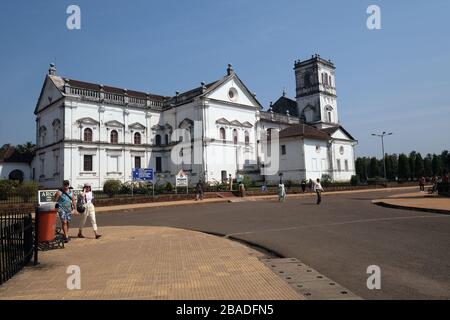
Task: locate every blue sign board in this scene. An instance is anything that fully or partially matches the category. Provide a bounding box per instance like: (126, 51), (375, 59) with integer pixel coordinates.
(132, 168), (154, 181)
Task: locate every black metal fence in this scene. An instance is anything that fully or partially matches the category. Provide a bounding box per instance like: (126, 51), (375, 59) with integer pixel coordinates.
(0, 210), (34, 285)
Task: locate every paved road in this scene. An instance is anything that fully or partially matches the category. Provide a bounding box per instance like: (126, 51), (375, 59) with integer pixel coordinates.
(84, 189), (450, 299)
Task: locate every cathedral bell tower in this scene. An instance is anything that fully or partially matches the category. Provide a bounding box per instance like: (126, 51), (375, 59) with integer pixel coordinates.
(294, 54), (339, 129)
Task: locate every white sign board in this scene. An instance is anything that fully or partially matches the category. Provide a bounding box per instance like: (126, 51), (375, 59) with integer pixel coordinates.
(38, 189), (81, 205)
(176, 170), (188, 187)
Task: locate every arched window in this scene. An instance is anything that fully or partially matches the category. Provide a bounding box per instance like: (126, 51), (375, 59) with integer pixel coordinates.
(52, 119), (61, 142)
(84, 128), (92, 142)
(155, 134), (161, 146)
(325, 106), (333, 123)
(8, 169), (24, 182)
(233, 129), (238, 145)
(329, 75), (332, 87)
(244, 131), (250, 146)
(134, 132), (141, 145)
(220, 128), (226, 142)
(164, 134), (169, 145)
(39, 126), (47, 146)
(110, 130), (118, 144)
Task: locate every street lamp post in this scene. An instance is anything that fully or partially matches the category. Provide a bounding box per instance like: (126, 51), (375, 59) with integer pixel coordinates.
(371, 132), (393, 180)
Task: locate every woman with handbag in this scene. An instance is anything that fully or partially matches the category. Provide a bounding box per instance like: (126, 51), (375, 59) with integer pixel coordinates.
(78, 183), (102, 239)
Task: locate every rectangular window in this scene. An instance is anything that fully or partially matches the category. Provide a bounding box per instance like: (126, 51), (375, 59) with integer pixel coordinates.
(321, 159), (327, 171)
(337, 159), (341, 172)
(156, 157), (162, 172)
(40, 158), (45, 177)
(345, 160), (349, 171)
(221, 170), (227, 182)
(311, 158), (318, 171)
(135, 156), (141, 169)
(84, 155), (93, 172)
(281, 145), (286, 155)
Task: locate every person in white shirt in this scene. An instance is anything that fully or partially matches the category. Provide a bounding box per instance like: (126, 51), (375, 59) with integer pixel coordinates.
(278, 183), (286, 202)
(313, 178), (324, 205)
(78, 183), (102, 239)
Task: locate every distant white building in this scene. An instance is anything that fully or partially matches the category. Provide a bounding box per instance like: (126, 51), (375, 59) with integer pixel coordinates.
(33, 54), (357, 190)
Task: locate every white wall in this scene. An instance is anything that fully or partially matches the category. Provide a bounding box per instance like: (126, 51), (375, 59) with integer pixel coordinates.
(0, 163), (32, 181)
(304, 139), (330, 181)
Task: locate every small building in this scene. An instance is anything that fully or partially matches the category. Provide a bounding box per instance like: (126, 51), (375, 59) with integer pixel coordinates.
(0, 146), (34, 182)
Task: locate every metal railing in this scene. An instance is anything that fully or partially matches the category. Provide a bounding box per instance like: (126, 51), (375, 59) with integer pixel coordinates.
(0, 210), (33, 285)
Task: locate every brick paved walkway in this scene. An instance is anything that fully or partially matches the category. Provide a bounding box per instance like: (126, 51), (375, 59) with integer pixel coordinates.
(373, 192), (450, 214)
(0, 226), (302, 300)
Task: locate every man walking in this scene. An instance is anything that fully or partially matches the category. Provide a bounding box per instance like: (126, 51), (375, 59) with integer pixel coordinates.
(419, 176), (425, 192)
(300, 179), (307, 193)
(278, 182), (286, 202)
(195, 181), (204, 201)
(313, 178), (324, 205)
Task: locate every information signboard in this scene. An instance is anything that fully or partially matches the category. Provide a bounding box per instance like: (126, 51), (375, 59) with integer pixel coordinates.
(132, 168), (154, 182)
(38, 189), (82, 205)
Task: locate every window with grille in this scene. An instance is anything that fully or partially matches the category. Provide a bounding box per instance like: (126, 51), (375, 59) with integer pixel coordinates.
(84, 155), (93, 171)
(135, 156), (141, 169)
(84, 128), (92, 142)
(110, 130), (118, 144)
(134, 132), (141, 145)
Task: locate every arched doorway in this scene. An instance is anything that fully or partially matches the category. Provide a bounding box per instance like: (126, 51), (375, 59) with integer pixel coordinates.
(9, 169), (24, 182)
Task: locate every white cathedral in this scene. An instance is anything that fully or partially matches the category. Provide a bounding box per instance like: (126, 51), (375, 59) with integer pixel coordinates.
(33, 54), (357, 190)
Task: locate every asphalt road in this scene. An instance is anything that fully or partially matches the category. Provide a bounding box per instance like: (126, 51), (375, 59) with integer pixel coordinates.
(82, 189), (450, 300)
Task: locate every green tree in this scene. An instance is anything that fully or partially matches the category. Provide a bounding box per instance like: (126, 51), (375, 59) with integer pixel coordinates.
(368, 157), (379, 178)
(355, 157), (369, 181)
(431, 154), (443, 176)
(16, 142), (35, 155)
(398, 154), (410, 180)
(408, 151), (417, 180)
(414, 153), (424, 178)
(441, 150), (450, 174)
(424, 154), (433, 177)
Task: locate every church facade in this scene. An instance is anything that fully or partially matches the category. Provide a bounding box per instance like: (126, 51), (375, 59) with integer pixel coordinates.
(33, 54), (357, 190)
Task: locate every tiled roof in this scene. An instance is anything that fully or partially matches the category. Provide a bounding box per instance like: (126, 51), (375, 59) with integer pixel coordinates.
(279, 124), (330, 140)
(320, 125), (356, 141)
(63, 78), (169, 102)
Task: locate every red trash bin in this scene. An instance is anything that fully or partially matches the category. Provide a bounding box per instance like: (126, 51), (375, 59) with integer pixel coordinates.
(36, 203), (57, 242)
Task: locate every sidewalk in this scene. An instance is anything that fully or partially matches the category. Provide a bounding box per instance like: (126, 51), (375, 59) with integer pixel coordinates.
(0, 226), (302, 300)
(373, 192), (450, 214)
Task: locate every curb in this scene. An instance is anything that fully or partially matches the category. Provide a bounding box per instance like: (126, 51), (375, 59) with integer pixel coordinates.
(372, 200), (450, 215)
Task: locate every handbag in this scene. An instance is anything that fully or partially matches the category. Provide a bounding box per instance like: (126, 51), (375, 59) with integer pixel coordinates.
(76, 194), (86, 214)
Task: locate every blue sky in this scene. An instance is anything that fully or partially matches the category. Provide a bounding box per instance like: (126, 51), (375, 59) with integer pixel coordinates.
(0, 0), (449, 157)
